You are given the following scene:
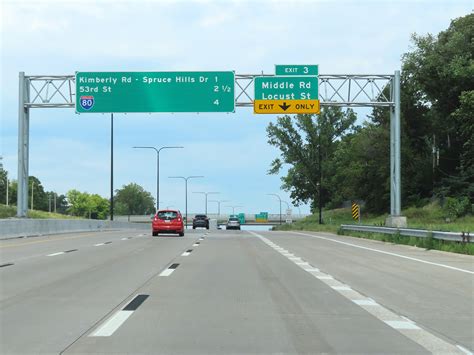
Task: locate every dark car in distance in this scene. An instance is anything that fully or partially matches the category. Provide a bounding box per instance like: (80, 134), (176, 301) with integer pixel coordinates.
(193, 214), (209, 229)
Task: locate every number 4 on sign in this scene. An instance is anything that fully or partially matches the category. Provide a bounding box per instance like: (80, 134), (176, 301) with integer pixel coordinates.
(214, 99), (219, 105)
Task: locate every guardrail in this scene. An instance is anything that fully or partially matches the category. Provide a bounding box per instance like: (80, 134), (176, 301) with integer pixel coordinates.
(340, 224), (473, 243)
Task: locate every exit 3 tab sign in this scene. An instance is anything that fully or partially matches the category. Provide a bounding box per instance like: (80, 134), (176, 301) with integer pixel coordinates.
(275, 65), (318, 76)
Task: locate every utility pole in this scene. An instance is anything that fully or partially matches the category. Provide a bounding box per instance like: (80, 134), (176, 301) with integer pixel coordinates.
(5, 177), (8, 206)
(110, 113), (114, 221)
(54, 192), (57, 213)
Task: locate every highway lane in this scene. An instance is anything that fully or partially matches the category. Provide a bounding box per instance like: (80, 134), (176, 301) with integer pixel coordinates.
(66, 230), (428, 354)
(0, 228), (207, 354)
(258, 230), (474, 351)
(260, 232), (474, 350)
(0, 228), (472, 354)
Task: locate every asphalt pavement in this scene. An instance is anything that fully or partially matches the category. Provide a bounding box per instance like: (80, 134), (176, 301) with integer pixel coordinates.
(0, 227), (472, 354)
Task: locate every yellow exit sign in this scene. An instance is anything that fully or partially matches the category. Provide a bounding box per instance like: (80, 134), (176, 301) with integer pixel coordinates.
(254, 99), (320, 114)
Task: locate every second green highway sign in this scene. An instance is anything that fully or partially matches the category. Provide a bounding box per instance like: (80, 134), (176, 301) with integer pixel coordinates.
(254, 76), (318, 100)
(75, 71), (235, 113)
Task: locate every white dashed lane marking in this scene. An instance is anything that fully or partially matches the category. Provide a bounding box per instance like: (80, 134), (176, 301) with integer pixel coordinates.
(181, 249), (192, 256)
(249, 231), (465, 354)
(90, 294), (149, 337)
(47, 252), (65, 257)
(159, 263), (179, 277)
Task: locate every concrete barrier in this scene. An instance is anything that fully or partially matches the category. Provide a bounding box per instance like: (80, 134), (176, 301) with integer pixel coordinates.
(0, 219), (150, 240)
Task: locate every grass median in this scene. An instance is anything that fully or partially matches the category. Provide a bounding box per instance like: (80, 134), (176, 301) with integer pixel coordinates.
(0, 204), (81, 219)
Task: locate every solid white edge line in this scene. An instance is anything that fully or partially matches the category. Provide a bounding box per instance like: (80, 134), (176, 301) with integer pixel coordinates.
(456, 345), (473, 355)
(47, 252), (64, 256)
(292, 231), (474, 275)
(94, 243), (105, 246)
(384, 320), (421, 330)
(90, 310), (133, 337)
(353, 299), (379, 306)
(332, 286), (352, 291)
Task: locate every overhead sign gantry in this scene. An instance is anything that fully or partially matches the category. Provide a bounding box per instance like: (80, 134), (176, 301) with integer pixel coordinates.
(17, 66), (405, 227)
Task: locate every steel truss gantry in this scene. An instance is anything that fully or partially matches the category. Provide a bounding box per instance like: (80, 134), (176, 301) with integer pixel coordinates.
(17, 72), (403, 225)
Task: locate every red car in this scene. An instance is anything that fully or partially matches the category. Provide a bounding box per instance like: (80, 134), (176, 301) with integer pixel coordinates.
(152, 210), (184, 237)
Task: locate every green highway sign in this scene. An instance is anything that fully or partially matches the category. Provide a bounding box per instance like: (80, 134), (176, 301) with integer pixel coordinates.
(275, 65), (318, 76)
(75, 71), (235, 113)
(254, 76), (318, 100)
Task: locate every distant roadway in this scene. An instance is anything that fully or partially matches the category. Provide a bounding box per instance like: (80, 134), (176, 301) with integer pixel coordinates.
(0, 228), (472, 354)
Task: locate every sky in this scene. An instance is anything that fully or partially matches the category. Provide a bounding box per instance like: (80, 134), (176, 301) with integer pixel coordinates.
(0, 0), (472, 215)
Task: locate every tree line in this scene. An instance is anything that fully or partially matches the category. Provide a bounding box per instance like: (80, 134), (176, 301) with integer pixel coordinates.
(267, 14), (473, 215)
(0, 168), (155, 219)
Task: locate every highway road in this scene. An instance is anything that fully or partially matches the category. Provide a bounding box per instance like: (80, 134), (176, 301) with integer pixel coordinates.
(0, 228), (472, 354)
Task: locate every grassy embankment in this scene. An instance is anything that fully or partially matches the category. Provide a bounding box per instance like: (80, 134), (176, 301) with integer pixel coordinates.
(275, 202), (474, 255)
(0, 204), (80, 219)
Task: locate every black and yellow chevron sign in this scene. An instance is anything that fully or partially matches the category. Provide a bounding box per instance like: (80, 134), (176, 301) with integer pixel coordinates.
(351, 202), (360, 221)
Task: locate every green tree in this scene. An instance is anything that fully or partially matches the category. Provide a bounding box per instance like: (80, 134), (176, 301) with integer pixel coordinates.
(0, 169), (9, 206)
(66, 190), (109, 219)
(66, 189), (89, 217)
(89, 194), (109, 219)
(402, 13), (474, 201)
(114, 183), (155, 219)
(266, 107), (357, 211)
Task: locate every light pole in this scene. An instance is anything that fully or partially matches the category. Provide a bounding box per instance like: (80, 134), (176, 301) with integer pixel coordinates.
(267, 193), (282, 225)
(318, 122), (323, 225)
(193, 191), (219, 215)
(169, 176), (204, 229)
(209, 199), (229, 220)
(225, 205), (243, 215)
(133, 145), (184, 210)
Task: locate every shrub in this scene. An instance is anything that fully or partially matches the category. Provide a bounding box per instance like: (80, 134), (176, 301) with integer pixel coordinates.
(443, 197), (470, 221)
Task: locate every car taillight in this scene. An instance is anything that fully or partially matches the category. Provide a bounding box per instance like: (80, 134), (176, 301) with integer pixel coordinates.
(177, 217), (181, 222)
(154, 217), (158, 222)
